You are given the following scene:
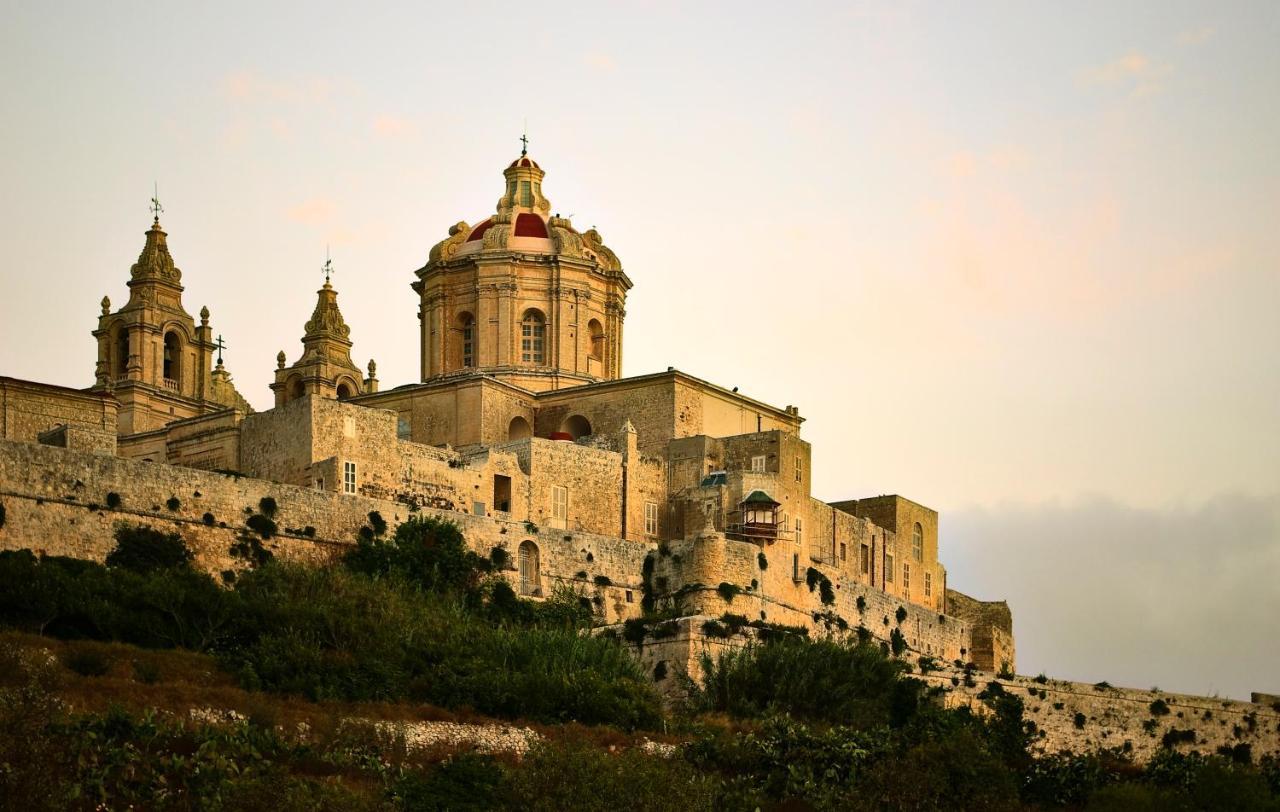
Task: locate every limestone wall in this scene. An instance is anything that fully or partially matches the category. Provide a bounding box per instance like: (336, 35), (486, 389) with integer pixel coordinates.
(0, 376), (117, 454)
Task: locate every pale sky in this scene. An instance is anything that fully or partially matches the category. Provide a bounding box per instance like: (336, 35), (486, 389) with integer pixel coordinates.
(1, 2), (1277, 698)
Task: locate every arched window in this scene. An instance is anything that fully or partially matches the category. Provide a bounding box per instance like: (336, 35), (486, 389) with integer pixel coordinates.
(163, 331), (181, 384)
(518, 540), (541, 596)
(508, 416), (532, 441)
(562, 414), (592, 439)
(912, 523), (924, 563)
(336, 381), (353, 399)
(286, 375), (304, 402)
(521, 309), (546, 365)
(114, 327), (129, 375)
(457, 312), (475, 368)
(587, 318), (605, 361)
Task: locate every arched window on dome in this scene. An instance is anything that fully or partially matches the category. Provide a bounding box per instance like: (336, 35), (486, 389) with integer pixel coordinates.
(587, 319), (605, 363)
(521, 309), (546, 365)
(457, 312), (475, 368)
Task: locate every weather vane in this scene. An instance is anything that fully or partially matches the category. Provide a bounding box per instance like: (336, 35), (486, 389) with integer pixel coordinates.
(213, 334), (227, 365)
(322, 245), (334, 284)
(149, 182), (164, 222)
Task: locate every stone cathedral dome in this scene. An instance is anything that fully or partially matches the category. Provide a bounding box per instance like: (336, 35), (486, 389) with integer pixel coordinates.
(426, 152), (621, 271)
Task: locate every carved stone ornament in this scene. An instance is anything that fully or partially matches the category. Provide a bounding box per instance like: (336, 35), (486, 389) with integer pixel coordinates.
(428, 221), (471, 263)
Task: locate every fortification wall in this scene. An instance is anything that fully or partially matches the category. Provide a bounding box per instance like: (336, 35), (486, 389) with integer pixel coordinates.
(0, 439), (653, 624)
(653, 532), (973, 664)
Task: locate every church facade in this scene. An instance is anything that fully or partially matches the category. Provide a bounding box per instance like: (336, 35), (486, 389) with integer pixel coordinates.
(0, 149), (1015, 675)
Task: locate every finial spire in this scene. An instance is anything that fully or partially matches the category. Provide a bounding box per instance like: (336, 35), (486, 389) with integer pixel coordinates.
(149, 182), (164, 225)
(213, 334), (227, 365)
(520, 127), (528, 157)
(321, 245), (334, 286)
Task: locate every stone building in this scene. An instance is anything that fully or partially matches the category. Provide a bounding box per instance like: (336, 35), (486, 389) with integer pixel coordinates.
(0, 147), (1016, 673)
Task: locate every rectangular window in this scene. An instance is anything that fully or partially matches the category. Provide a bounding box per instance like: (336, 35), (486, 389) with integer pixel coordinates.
(903, 563), (911, 592)
(625, 590), (634, 603)
(473, 501), (486, 517)
(396, 415), (411, 440)
(521, 318), (546, 364)
(860, 544), (870, 575)
(795, 455), (802, 482)
(519, 180), (532, 207)
(839, 542), (847, 563)
(462, 323), (474, 367)
(792, 552), (800, 581)
(314, 477), (324, 491)
(886, 553), (895, 583)
(343, 461), (357, 495)
(750, 455), (766, 473)
(644, 502), (659, 536)
(794, 518), (803, 549)
(925, 572), (933, 598)
(551, 485), (568, 524)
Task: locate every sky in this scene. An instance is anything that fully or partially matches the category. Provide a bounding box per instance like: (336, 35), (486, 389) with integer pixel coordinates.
(1, 1), (1277, 699)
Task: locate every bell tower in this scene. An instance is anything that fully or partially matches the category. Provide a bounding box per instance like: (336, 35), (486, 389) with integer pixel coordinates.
(92, 202), (250, 435)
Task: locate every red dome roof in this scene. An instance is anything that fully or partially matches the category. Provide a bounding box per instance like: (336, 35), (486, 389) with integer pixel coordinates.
(466, 218), (493, 242)
(508, 156), (541, 169)
(514, 213), (548, 238)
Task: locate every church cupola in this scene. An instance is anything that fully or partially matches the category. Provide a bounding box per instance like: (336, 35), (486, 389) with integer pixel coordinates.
(272, 257), (371, 406)
(415, 142), (633, 392)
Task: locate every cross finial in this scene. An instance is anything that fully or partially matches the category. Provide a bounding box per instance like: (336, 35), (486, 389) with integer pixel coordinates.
(322, 245), (334, 285)
(149, 182), (164, 224)
(520, 130), (528, 157)
(213, 334), (227, 365)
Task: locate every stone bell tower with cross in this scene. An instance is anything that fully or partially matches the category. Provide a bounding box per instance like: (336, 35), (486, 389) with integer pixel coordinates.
(271, 252), (378, 407)
(91, 191), (252, 435)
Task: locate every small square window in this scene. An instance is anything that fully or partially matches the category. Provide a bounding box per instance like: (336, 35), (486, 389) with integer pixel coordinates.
(343, 461), (357, 495)
(750, 455), (766, 473)
(625, 590), (634, 603)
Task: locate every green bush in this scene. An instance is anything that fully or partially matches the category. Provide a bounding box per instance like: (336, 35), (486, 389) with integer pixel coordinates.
(890, 627), (907, 656)
(258, 496), (278, 518)
(165, 496), (181, 511)
(104, 524), (191, 574)
(895, 605), (908, 624)
(716, 582), (741, 603)
(696, 636), (916, 729)
(246, 513), (277, 539)
(62, 644), (113, 677)
(757, 551), (767, 570)
(1150, 698), (1171, 716)
(344, 515), (490, 595)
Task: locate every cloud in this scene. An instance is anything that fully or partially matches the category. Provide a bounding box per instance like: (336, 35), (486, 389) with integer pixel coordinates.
(1177, 26), (1215, 46)
(286, 197), (337, 225)
(372, 114), (415, 138)
(584, 50), (617, 72)
(943, 492), (1280, 700)
(1080, 50), (1173, 96)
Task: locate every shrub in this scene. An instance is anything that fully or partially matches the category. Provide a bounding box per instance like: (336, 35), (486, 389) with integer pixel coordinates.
(343, 515), (490, 595)
(490, 546), (510, 569)
(1150, 698), (1171, 716)
(856, 595), (866, 612)
(105, 524), (191, 574)
(202, 512), (215, 526)
(132, 659), (161, 684)
(593, 575), (613, 587)
(697, 636), (916, 729)
(165, 496), (181, 511)
(819, 578), (835, 605)
(653, 661), (668, 681)
(367, 510), (387, 536)
(63, 644), (113, 677)
(1033, 673), (1048, 684)
(890, 627), (907, 656)
(391, 753), (503, 812)
(1074, 712), (1087, 729)
(805, 567), (821, 591)
(895, 606), (908, 624)
(701, 620), (730, 638)
(1161, 728), (1196, 748)
(716, 582), (742, 603)
(246, 514), (277, 539)
(258, 496), (278, 518)
(1094, 681), (1112, 690)
(105, 492), (121, 509)
(757, 551), (768, 570)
